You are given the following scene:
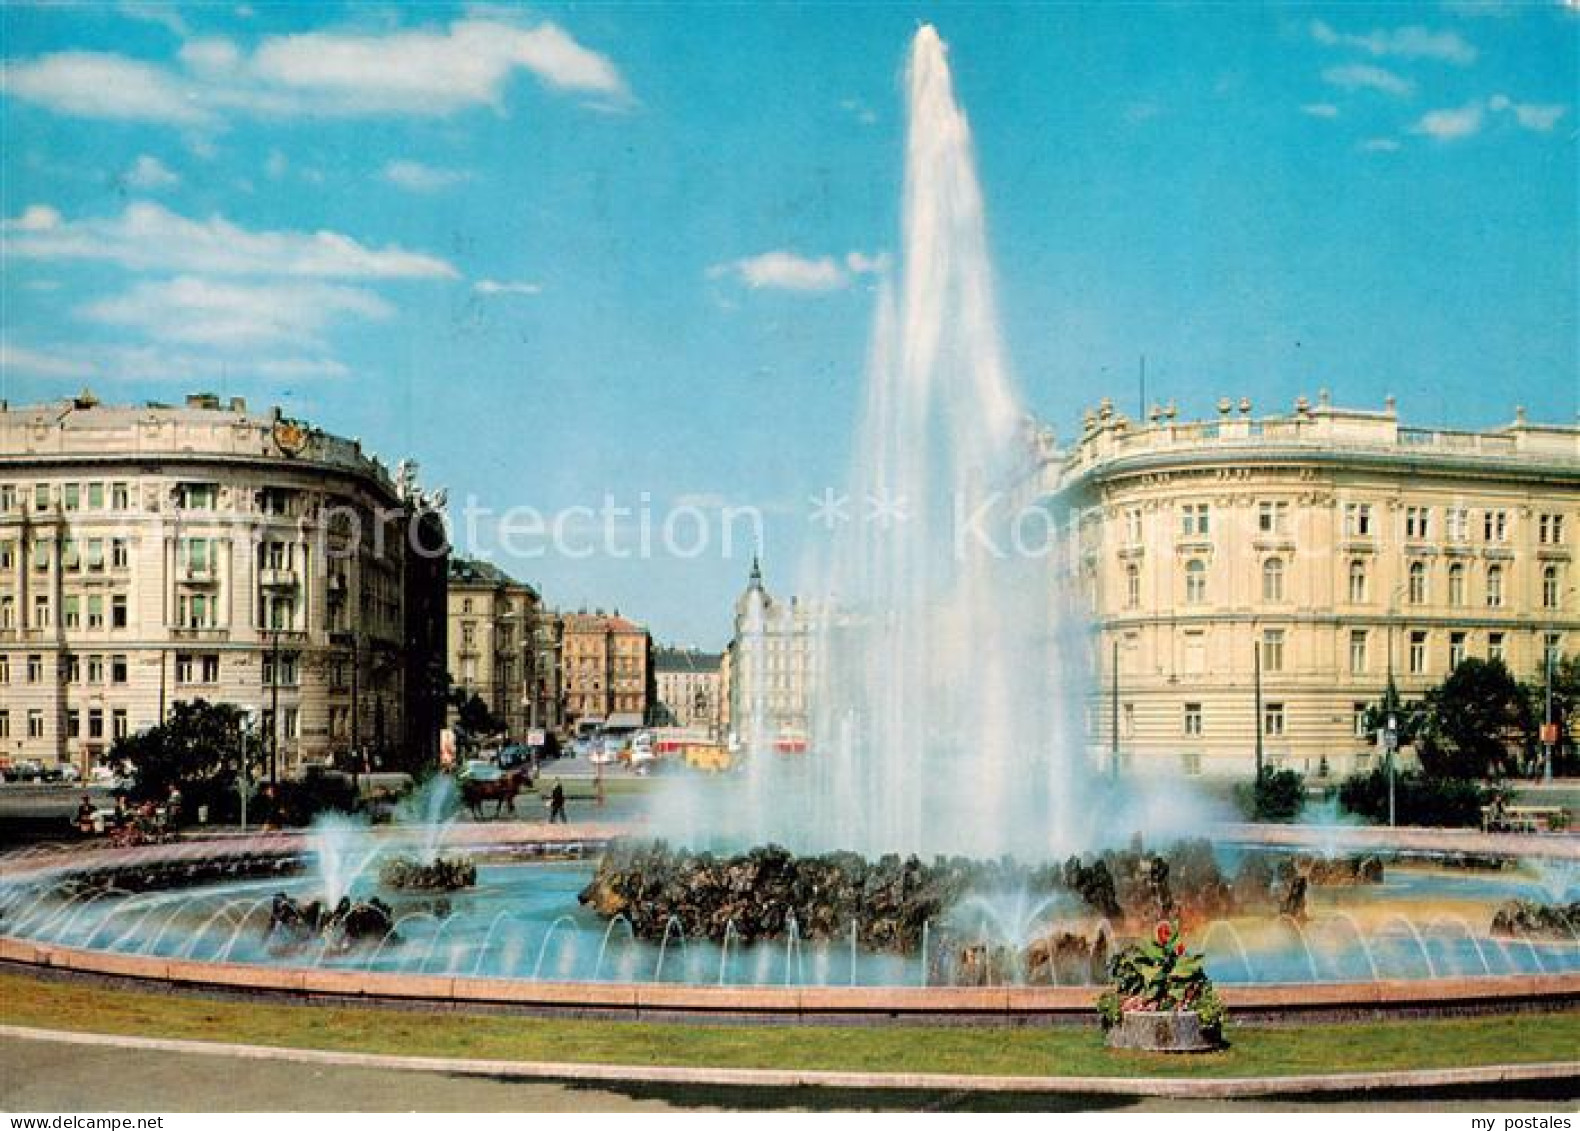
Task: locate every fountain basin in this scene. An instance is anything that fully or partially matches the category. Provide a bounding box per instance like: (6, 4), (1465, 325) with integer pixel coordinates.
(2, 826), (1578, 1026)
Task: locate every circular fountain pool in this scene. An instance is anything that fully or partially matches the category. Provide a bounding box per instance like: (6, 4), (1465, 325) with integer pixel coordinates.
(2, 827), (1576, 1022)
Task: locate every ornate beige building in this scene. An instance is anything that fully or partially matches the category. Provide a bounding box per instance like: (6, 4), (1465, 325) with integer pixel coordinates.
(653, 646), (723, 735)
(446, 558), (559, 740)
(1043, 394), (1578, 780)
(0, 392), (448, 775)
(560, 610), (653, 730)
(726, 559), (817, 750)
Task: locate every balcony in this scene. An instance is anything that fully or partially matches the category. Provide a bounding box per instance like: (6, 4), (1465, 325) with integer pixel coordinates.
(171, 626), (230, 642)
(259, 568), (300, 589)
(181, 564), (218, 585)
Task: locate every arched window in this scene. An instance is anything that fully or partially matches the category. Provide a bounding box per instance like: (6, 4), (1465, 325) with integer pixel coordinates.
(1448, 562), (1466, 607)
(1486, 564), (1504, 608)
(1262, 557), (1285, 602)
(1125, 563), (1141, 609)
(1185, 559), (1207, 605)
(1408, 561), (1427, 605)
(1348, 559), (1368, 604)
(1544, 565), (1560, 610)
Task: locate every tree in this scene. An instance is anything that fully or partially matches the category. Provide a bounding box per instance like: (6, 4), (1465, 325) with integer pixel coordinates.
(1360, 677), (1428, 756)
(108, 699), (259, 807)
(1416, 658), (1532, 780)
(1236, 766), (1305, 822)
(449, 688), (503, 740)
(1523, 653), (1580, 777)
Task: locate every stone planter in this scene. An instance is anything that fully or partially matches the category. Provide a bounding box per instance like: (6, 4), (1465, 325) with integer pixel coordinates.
(1105, 1009), (1215, 1053)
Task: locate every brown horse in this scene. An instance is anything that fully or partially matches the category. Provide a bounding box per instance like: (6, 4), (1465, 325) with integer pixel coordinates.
(460, 768), (529, 819)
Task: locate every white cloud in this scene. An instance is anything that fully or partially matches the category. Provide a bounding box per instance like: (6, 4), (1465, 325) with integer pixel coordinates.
(1301, 103), (1341, 119)
(123, 155), (180, 190)
(1311, 20), (1477, 65)
(474, 279), (542, 296)
(2, 202), (458, 279)
(1490, 94), (1567, 132)
(81, 276), (392, 347)
(3, 18), (630, 124)
(179, 37), (242, 77)
(1411, 102), (1485, 141)
(264, 149), (289, 179)
(117, 1), (188, 38)
(707, 249), (889, 293)
(1, 340), (348, 382)
(0, 342), (96, 379)
(0, 52), (215, 125)
(1322, 64), (1415, 97)
(1361, 138), (1402, 152)
(382, 160), (471, 192)
(12, 204), (62, 231)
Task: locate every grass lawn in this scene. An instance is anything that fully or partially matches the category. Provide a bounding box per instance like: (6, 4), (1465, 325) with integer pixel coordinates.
(1, 972), (1575, 1079)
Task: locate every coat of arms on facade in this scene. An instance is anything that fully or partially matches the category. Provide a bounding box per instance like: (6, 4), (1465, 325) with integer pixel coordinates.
(272, 418), (311, 457)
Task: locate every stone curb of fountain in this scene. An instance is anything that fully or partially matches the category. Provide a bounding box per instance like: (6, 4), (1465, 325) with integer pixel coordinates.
(2, 1024), (1576, 1099)
(1218, 824), (1580, 862)
(5, 936), (1579, 1023)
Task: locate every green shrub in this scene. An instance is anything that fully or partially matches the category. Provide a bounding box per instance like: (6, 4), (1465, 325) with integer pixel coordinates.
(1235, 767), (1305, 822)
(1338, 767), (1488, 828)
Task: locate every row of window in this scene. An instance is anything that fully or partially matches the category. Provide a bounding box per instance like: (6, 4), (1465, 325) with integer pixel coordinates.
(1, 483), (312, 516)
(0, 591), (303, 633)
(1117, 502), (1566, 545)
(0, 708), (124, 742)
(2, 537), (132, 573)
(1, 481), (134, 514)
(0, 593), (130, 631)
(1126, 559), (1565, 609)
(0, 706), (304, 743)
(0, 653), (134, 685)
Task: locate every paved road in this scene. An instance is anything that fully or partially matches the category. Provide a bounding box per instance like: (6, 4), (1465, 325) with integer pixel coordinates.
(1, 1035), (1574, 1113)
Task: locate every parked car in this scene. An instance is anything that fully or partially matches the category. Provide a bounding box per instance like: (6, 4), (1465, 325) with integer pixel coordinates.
(497, 744), (533, 771)
(10, 759), (45, 783)
(458, 758), (503, 782)
(52, 763), (82, 784)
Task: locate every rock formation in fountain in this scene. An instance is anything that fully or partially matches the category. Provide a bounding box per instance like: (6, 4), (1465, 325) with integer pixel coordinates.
(580, 839), (1347, 964)
(377, 855), (477, 892)
(264, 891), (397, 955)
(1489, 900), (1580, 942)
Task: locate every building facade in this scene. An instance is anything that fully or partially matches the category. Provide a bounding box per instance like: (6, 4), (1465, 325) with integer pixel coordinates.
(0, 392), (447, 775)
(1043, 394), (1578, 779)
(559, 611), (654, 730)
(446, 557), (557, 741)
(726, 559), (817, 749)
(653, 647), (723, 735)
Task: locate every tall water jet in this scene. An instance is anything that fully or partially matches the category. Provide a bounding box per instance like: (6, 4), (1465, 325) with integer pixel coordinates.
(703, 25), (1091, 859)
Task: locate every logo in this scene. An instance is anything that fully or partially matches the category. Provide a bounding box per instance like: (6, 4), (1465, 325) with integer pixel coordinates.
(272, 418), (311, 457)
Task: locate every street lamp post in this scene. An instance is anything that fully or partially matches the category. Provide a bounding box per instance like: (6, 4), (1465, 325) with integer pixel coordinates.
(268, 628), (281, 786)
(1382, 581), (1408, 828)
(1110, 637), (1120, 782)
(1253, 638), (1264, 784)
(238, 709), (255, 832)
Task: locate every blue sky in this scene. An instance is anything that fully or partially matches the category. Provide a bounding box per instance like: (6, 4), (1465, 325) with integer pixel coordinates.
(2, 2), (1575, 646)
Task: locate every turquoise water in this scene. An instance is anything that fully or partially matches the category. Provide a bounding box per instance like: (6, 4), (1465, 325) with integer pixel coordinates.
(3, 857), (1574, 987)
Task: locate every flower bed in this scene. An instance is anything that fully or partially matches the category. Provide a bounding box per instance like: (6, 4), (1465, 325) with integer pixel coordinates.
(1097, 919), (1225, 1052)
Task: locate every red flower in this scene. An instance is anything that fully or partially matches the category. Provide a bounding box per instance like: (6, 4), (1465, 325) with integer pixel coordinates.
(1155, 921), (1173, 946)
(1174, 940), (1186, 957)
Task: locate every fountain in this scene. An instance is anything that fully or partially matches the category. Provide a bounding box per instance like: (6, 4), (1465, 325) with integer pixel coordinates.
(0, 27), (1577, 1021)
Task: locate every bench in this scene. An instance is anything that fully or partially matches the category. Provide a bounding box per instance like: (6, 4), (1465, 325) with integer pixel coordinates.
(1482, 804), (1568, 833)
